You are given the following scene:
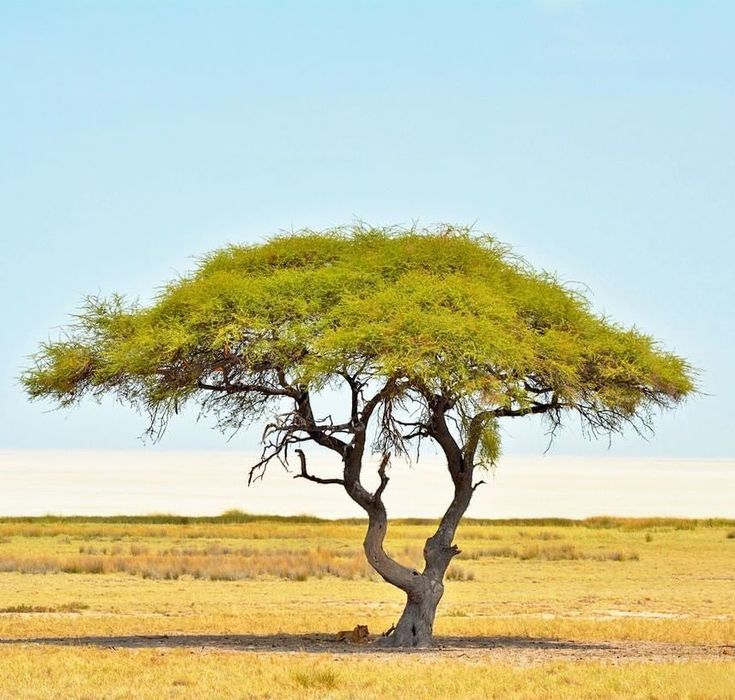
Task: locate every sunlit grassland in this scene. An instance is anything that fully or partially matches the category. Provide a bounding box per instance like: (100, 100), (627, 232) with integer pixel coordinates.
(0, 648), (733, 700)
(0, 515), (733, 642)
(0, 515), (733, 698)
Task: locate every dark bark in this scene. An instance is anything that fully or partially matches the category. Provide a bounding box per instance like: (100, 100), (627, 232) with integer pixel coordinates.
(358, 393), (479, 648)
(345, 450), (419, 592)
(376, 473), (474, 648)
(387, 578), (444, 647)
(283, 383), (482, 648)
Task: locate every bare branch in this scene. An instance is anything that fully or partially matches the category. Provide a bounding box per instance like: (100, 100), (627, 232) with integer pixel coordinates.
(361, 377), (399, 423)
(373, 452), (391, 502)
(296, 393), (350, 456)
(293, 449), (345, 486)
(425, 393), (464, 480)
(338, 370), (363, 424)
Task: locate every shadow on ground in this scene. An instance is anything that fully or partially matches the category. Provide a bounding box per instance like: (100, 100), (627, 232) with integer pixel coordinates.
(1, 634), (730, 662)
(0, 633), (613, 654)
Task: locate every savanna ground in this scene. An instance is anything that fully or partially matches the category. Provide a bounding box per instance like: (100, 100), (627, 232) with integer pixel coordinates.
(0, 514), (733, 699)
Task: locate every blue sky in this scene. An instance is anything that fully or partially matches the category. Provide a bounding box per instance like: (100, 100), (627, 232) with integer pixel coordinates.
(1, 1), (733, 458)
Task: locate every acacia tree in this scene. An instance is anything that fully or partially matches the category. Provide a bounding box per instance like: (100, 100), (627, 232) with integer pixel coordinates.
(23, 225), (694, 647)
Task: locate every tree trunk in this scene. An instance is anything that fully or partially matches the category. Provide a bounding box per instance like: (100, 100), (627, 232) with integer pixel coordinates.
(340, 412), (477, 649)
(351, 460), (475, 648)
(290, 384), (485, 649)
(384, 577), (444, 648)
(378, 534), (460, 648)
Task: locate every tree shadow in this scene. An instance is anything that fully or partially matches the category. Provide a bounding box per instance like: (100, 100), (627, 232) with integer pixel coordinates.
(0, 633), (615, 654)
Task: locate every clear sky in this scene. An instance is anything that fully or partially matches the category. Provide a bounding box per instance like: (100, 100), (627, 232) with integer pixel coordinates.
(1, 1), (733, 460)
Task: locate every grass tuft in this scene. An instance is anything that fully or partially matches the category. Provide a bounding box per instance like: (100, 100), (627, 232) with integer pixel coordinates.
(517, 530), (562, 540)
(446, 565), (475, 581)
(292, 667), (339, 690)
(0, 602), (88, 613)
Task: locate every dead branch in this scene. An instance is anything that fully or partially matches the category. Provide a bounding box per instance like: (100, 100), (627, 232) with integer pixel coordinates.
(293, 449), (345, 486)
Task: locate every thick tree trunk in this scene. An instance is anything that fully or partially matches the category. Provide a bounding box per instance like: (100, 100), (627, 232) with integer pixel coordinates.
(385, 577), (444, 647)
(350, 458), (476, 648)
(290, 384), (485, 649)
(340, 398), (479, 648)
(376, 469), (475, 647)
(378, 534), (460, 647)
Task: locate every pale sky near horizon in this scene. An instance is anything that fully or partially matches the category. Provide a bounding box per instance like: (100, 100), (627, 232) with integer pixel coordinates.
(1, 2), (734, 474)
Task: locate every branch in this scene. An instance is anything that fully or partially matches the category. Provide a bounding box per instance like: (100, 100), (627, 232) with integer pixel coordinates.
(462, 410), (493, 463)
(523, 380), (553, 395)
(394, 418), (430, 441)
(494, 400), (564, 418)
(425, 393), (464, 480)
(293, 449), (345, 486)
(275, 366), (293, 392)
(197, 380), (296, 397)
(361, 377), (399, 423)
(296, 393), (350, 455)
(338, 370), (363, 424)
(373, 452), (390, 502)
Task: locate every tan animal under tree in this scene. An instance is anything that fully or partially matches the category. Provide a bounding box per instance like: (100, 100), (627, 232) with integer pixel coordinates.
(335, 625), (370, 643)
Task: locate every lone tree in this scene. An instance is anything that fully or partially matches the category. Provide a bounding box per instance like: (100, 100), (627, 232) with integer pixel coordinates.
(23, 224), (694, 647)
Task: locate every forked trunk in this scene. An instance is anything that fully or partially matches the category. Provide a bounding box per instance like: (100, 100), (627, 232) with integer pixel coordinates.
(357, 489), (451, 649)
(342, 412), (476, 649)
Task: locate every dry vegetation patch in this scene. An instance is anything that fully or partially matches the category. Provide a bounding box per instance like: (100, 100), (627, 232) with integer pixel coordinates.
(0, 545), (375, 581)
(458, 543), (639, 562)
(0, 517), (656, 582)
(0, 513), (733, 697)
(0, 602), (88, 614)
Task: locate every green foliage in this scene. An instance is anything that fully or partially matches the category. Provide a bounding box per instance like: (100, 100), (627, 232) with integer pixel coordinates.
(22, 223), (695, 463)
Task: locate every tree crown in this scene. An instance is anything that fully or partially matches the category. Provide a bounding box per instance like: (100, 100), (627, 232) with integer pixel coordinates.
(23, 224), (695, 470)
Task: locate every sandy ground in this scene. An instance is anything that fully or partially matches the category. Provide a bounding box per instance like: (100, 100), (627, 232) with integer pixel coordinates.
(2, 634), (733, 665)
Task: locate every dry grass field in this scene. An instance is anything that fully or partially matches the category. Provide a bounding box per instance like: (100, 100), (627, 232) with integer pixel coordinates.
(0, 514), (733, 698)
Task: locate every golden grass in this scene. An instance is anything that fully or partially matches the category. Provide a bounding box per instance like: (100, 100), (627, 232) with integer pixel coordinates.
(0, 647), (732, 700)
(0, 515), (733, 698)
(0, 545), (374, 580)
(0, 602), (88, 614)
